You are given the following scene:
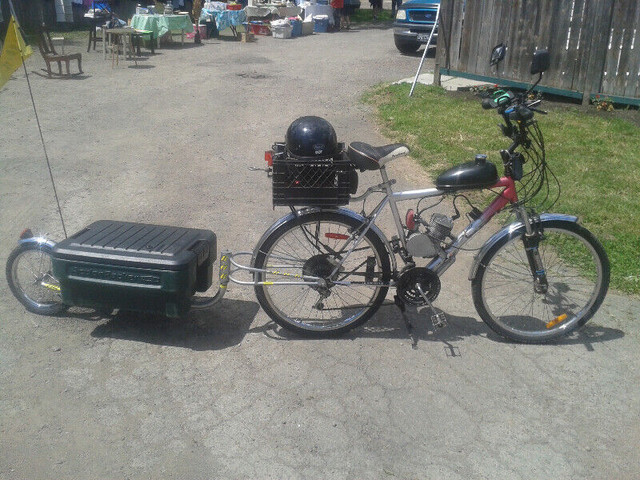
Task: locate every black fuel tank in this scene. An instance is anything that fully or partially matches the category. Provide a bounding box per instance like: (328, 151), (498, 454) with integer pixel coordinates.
(435, 158), (499, 191)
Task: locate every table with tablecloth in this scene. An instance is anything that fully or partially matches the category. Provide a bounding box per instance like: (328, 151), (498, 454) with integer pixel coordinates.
(301, 4), (334, 25)
(200, 9), (247, 34)
(244, 4), (302, 19)
(130, 14), (194, 46)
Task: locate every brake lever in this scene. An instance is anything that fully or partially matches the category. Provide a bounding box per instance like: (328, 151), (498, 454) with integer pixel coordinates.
(525, 99), (547, 114)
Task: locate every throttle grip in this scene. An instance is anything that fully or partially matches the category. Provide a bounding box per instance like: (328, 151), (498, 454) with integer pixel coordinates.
(481, 98), (494, 110)
(508, 105), (534, 122)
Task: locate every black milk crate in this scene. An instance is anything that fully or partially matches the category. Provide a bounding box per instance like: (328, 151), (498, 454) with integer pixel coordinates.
(272, 147), (354, 207)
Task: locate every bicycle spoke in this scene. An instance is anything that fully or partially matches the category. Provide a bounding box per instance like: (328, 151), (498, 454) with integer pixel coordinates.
(255, 213), (389, 333)
(476, 225), (607, 341)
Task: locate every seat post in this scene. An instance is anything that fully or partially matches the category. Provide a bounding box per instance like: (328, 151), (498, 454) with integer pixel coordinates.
(380, 166), (408, 247)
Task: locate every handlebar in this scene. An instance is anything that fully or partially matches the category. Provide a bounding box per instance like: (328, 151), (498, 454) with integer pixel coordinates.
(480, 88), (550, 159)
(481, 88), (548, 144)
(483, 89), (547, 116)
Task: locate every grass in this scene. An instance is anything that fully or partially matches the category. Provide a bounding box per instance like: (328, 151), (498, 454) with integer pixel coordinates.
(350, 8), (395, 23)
(363, 83), (640, 295)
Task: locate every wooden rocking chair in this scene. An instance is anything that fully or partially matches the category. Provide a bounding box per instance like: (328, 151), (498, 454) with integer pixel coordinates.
(38, 24), (83, 77)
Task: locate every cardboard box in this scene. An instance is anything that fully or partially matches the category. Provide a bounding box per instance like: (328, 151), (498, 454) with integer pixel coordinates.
(302, 20), (314, 35)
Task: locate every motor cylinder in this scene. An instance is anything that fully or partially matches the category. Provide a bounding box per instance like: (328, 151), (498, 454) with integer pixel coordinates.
(428, 213), (454, 242)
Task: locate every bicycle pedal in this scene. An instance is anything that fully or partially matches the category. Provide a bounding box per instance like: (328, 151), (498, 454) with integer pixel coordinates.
(431, 312), (448, 329)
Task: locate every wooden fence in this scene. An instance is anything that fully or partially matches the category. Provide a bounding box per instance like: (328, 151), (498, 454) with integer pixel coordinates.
(434, 0), (640, 106)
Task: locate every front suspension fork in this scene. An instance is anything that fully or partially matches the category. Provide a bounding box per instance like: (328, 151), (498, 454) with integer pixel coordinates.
(518, 207), (548, 293)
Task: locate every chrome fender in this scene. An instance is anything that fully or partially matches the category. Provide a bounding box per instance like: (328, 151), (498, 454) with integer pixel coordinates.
(17, 236), (57, 250)
(251, 207), (393, 268)
(468, 213), (578, 281)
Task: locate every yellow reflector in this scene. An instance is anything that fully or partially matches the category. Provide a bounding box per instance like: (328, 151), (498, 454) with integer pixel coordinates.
(42, 282), (61, 292)
(546, 313), (568, 329)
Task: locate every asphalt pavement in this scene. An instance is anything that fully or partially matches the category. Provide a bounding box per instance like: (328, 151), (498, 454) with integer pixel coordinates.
(0, 23), (638, 480)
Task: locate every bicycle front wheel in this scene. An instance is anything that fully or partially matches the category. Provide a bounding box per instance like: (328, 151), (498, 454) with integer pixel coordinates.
(472, 220), (609, 343)
(6, 243), (66, 315)
(253, 211), (391, 336)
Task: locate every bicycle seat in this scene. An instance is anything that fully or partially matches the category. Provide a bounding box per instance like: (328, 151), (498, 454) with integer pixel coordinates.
(347, 142), (410, 171)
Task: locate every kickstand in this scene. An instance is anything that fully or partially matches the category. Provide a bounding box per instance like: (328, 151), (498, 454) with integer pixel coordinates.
(395, 295), (418, 349)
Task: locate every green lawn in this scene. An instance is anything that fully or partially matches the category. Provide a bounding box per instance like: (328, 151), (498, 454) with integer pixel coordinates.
(350, 8), (395, 23)
(363, 83), (640, 295)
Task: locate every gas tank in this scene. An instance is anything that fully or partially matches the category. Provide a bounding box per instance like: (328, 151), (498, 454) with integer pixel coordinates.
(435, 155), (499, 191)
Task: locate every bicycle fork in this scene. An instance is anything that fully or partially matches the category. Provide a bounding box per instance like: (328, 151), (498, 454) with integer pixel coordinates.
(517, 207), (549, 294)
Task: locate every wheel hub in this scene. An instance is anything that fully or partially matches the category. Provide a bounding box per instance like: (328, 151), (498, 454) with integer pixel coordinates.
(302, 254), (337, 279)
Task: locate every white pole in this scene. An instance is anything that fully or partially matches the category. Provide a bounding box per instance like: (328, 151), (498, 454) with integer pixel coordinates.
(409, 3), (440, 97)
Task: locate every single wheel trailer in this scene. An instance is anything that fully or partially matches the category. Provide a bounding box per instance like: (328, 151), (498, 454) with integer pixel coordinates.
(9, 219), (340, 318)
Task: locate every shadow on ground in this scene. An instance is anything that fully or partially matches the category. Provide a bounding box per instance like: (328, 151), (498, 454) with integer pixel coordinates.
(252, 302), (625, 351)
(43, 294), (625, 351)
(90, 298), (259, 350)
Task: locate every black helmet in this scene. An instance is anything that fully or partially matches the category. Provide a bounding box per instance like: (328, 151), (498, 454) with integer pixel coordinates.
(285, 116), (339, 159)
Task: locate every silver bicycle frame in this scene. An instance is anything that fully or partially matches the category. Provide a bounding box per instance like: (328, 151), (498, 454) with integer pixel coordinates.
(330, 165), (503, 279)
(225, 163), (507, 290)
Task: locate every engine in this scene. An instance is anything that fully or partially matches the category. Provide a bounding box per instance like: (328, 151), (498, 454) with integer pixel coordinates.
(405, 213), (454, 258)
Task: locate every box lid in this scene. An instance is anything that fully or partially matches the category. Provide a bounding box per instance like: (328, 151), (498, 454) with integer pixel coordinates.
(52, 220), (215, 271)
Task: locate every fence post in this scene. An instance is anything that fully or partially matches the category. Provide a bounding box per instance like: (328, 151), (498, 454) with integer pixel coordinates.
(581, 0), (615, 105)
(433, 0), (453, 87)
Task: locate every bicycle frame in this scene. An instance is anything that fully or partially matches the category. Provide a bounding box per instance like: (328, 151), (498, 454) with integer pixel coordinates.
(327, 165), (521, 280)
(225, 163), (523, 290)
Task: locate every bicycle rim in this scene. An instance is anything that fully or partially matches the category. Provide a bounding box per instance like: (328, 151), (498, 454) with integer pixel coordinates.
(9, 246), (64, 312)
(255, 213), (390, 334)
(476, 224), (608, 342)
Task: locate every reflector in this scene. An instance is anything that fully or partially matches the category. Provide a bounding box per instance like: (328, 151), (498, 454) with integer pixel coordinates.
(325, 233), (349, 240)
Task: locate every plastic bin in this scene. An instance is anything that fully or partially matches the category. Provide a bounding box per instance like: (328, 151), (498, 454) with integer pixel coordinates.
(313, 15), (329, 33)
(289, 17), (302, 37)
(271, 19), (292, 39)
(272, 24), (293, 39)
(249, 21), (271, 35)
(51, 221), (216, 318)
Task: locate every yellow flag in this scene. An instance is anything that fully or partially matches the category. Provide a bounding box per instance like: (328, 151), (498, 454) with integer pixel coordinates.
(0, 15), (33, 90)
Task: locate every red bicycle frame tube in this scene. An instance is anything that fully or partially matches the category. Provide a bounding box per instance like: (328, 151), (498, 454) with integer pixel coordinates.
(479, 176), (519, 223)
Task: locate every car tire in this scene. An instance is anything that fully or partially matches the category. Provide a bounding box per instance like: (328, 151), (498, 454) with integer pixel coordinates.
(394, 36), (420, 54)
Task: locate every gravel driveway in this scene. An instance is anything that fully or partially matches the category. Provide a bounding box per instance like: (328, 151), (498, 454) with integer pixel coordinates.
(1, 24), (638, 479)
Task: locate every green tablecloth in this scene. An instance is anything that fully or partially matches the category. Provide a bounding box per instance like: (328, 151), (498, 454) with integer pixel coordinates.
(131, 14), (194, 37)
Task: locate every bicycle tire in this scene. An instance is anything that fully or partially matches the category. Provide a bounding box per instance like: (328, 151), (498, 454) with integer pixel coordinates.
(6, 243), (67, 315)
(472, 220), (609, 343)
(253, 210), (391, 336)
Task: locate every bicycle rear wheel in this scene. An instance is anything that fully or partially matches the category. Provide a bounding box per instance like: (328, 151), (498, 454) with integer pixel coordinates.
(6, 243), (66, 315)
(472, 220), (609, 343)
(253, 211), (391, 336)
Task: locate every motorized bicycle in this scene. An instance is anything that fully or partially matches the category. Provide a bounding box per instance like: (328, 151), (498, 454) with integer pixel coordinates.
(6, 47), (610, 343)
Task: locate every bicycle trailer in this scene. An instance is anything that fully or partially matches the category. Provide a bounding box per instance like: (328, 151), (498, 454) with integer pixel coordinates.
(51, 220), (216, 317)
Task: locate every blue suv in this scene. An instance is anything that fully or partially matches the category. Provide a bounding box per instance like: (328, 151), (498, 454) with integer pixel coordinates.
(393, 0), (439, 54)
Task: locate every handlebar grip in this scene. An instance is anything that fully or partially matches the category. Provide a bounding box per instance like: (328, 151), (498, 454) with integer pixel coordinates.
(530, 106), (548, 115)
(481, 98), (494, 110)
(496, 93), (513, 107)
(508, 105), (534, 122)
